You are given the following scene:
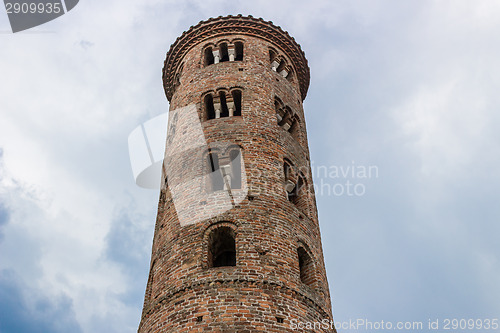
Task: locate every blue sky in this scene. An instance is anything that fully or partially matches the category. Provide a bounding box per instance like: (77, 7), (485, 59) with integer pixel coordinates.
(1, 1), (499, 332)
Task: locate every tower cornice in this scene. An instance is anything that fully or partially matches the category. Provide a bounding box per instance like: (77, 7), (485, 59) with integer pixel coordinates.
(162, 14), (310, 101)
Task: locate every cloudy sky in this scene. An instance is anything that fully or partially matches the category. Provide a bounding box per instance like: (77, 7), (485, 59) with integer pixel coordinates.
(1, 1), (499, 332)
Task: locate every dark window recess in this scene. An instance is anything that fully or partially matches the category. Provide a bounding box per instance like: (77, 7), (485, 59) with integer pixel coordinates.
(284, 160), (292, 180)
(208, 227), (236, 267)
(219, 91), (229, 118)
(204, 47), (214, 66)
(205, 94), (215, 120)
(232, 90), (242, 116)
(235, 42), (244, 61)
(220, 43), (229, 62)
(269, 49), (278, 63)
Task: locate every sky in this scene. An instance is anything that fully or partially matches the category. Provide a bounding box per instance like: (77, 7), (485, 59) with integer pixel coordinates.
(1, 0), (499, 332)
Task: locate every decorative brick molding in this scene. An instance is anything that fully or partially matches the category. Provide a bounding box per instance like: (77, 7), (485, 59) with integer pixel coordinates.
(163, 15), (310, 101)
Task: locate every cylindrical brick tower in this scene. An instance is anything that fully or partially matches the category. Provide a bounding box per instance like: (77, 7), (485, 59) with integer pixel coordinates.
(138, 15), (334, 332)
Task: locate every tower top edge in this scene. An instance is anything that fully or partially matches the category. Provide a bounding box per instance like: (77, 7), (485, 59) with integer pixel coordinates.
(162, 15), (310, 101)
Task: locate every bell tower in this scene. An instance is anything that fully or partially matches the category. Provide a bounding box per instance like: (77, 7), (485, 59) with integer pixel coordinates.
(138, 15), (334, 332)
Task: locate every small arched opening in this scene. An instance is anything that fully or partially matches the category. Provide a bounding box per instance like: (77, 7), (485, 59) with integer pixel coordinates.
(208, 226), (236, 268)
(219, 43), (229, 62)
(234, 42), (244, 61)
(204, 47), (214, 66)
(297, 246), (315, 286)
(204, 94), (215, 120)
(231, 90), (242, 116)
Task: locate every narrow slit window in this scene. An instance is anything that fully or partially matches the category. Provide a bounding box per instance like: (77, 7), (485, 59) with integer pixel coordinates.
(219, 91), (229, 118)
(220, 43), (229, 62)
(232, 90), (242, 116)
(290, 175), (304, 204)
(235, 42), (244, 61)
(204, 94), (215, 120)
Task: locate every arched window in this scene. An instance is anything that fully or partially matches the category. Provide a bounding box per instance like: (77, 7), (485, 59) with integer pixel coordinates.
(208, 226), (236, 267)
(234, 42), (244, 61)
(269, 48), (278, 65)
(275, 97), (285, 123)
(297, 246), (315, 286)
(231, 90), (242, 116)
(145, 261), (155, 302)
(283, 158), (295, 195)
(204, 94), (215, 120)
(269, 49), (294, 82)
(218, 91), (229, 118)
(220, 43), (229, 62)
(204, 47), (214, 66)
(207, 151), (223, 191)
(279, 65), (291, 79)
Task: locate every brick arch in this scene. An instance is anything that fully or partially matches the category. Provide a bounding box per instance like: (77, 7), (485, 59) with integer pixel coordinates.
(202, 221), (238, 268)
(215, 87), (230, 95)
(215, 38), (231, 45)
(202, 91), (216, 120)
(230, 37), (245, 44)
(202, 45), (215, 66)
(202, 87), (244, 120)
(229, 85), (244, 92)
(296, 240), (318, 289)
(173, 62), (184, 87)
(223, 143), (244, 156)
